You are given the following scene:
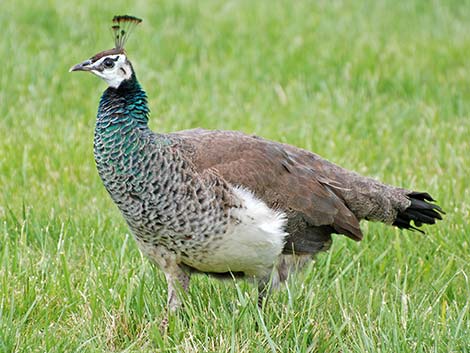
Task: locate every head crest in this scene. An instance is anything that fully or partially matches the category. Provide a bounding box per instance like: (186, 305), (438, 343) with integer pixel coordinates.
(111, 15), (142, 50)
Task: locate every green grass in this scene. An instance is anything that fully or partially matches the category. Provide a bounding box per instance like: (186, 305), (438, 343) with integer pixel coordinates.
(1, 0), (469, 351)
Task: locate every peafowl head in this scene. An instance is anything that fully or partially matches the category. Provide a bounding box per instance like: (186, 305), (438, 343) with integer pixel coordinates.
(70, 15), (142, 89)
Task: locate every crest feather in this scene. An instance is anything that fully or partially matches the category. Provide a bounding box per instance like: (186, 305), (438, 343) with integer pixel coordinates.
(111, 15), (142, 50)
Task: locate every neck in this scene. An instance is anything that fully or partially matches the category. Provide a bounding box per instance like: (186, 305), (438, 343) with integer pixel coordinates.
(94, 73), (152, 177)
(97, 73), (150, 128)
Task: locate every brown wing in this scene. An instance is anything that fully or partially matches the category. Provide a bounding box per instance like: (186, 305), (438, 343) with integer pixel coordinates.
(170, 128), (363, 254)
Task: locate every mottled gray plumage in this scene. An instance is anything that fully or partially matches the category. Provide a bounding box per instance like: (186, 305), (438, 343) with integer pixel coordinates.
(70, 15), (444, 313)
(95, 77), (239, 267)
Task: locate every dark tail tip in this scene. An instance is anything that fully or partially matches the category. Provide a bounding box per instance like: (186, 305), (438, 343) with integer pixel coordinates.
(393, 191), (445, 233)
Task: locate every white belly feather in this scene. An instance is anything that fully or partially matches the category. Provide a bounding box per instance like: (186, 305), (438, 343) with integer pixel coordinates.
(187, 186), (287, 277)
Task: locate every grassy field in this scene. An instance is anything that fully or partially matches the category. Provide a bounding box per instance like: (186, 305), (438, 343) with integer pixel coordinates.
(1, 0), (469, 352)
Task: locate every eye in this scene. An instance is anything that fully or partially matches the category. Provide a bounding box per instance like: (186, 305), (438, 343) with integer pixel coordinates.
(103, 58), (115, 69)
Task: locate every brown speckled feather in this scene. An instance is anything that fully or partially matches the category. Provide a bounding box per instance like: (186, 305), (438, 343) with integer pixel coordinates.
(171, 128), (366, 254)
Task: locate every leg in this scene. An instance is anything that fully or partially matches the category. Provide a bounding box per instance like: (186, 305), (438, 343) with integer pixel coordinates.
(277, 254), (312, 283)
(159, 264), (190, 332)
(138, 244), (191, 311)
(257, 268), (280, 309)
(165, 263), (190, 311)
(257, 254), (312, 308)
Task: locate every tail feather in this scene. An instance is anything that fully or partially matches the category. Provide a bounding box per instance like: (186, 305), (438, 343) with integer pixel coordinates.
(393, 191), (445, 233)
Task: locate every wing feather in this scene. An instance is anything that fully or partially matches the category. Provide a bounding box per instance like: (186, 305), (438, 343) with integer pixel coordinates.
(170, 129), (363, 252)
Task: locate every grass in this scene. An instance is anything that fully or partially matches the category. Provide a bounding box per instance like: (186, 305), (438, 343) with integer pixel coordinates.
(1, 0), (469, 351)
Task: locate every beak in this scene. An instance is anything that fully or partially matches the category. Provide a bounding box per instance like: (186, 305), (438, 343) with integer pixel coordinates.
(69, 59), (93, 72)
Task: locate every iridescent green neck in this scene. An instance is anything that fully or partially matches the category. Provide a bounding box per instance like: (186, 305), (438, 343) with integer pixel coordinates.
(94, 74), (152, 176)
(97, 73), (150, 129)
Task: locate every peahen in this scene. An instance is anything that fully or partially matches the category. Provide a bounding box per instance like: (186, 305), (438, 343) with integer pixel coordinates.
(70, 15), (444, 312)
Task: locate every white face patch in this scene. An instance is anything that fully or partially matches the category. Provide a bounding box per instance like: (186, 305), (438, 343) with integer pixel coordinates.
(90, 54), (132, 88)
